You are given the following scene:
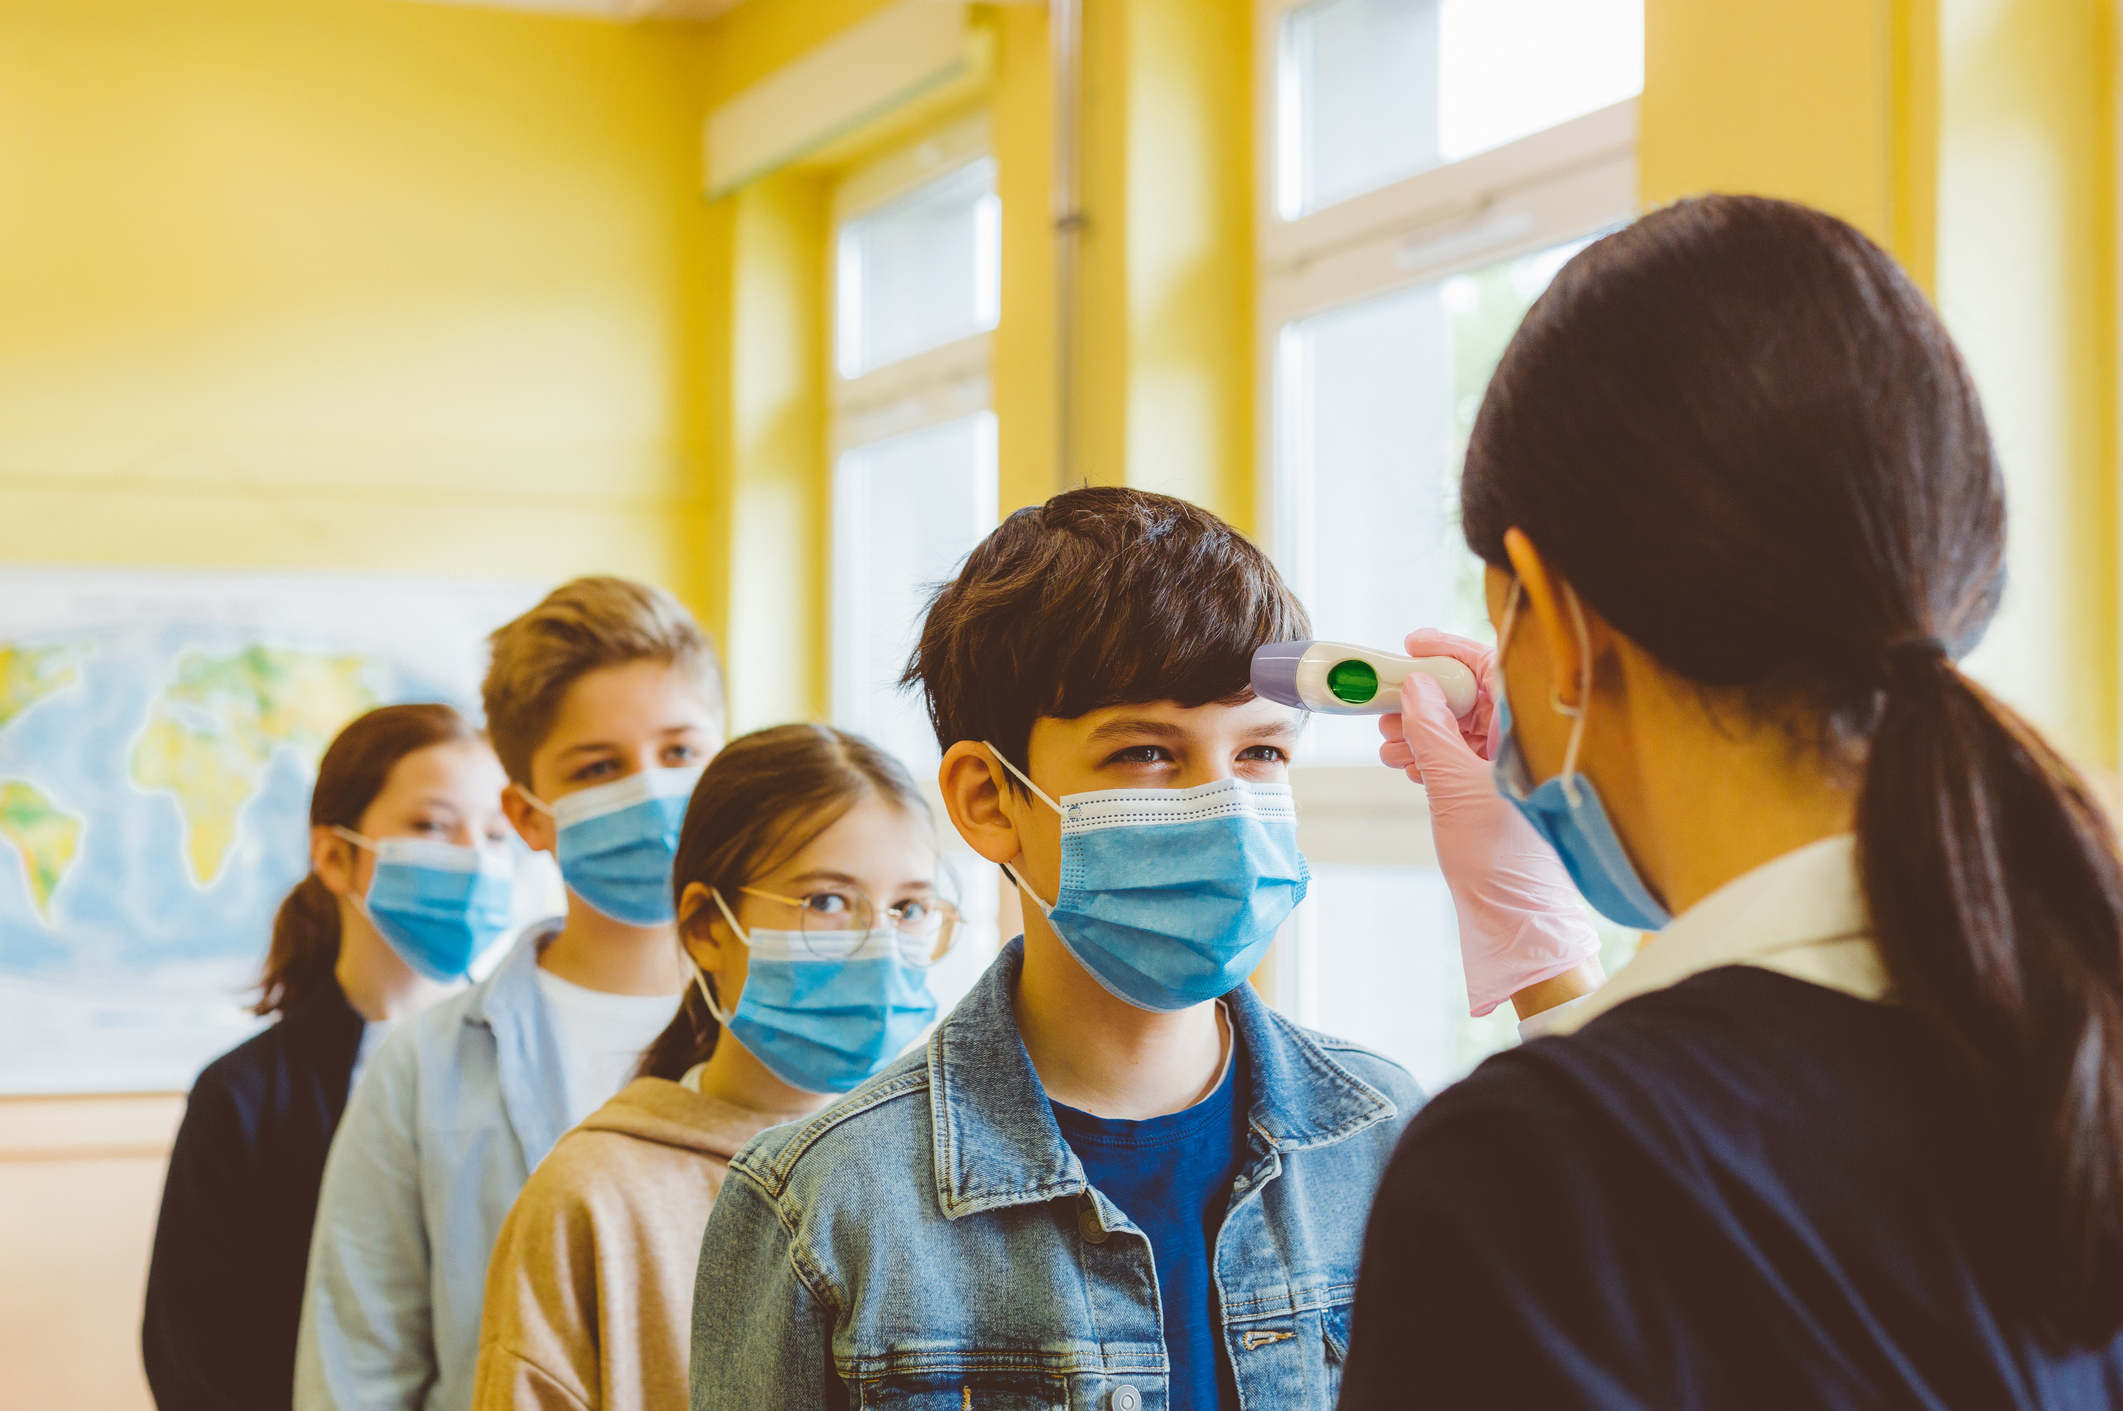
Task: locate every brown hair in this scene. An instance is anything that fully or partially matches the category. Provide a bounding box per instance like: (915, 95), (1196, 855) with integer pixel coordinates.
(482, 576), (724, 787)
(636, 724), (930, 1082)
(1461, 194), (2123, 1343)
(899, 486), (1310, 785)
(256, 703), (482, 1017)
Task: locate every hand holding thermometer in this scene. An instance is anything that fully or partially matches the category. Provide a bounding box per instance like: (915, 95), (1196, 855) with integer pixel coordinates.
(1251, 641), (1481, 718)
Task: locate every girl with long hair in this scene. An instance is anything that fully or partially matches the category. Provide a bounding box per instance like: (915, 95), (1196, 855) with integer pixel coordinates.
(144, 704), (512, 1411)
(471, 724), (959, 1411)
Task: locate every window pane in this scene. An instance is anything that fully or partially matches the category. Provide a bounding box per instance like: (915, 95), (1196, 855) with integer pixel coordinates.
(1280, 0), (1642, 217)
(837, 159), (1001, 378)
(831, 412), (999, 777)
(1282, 862), (1643, 1091)
(1275, 239), (1585, 765)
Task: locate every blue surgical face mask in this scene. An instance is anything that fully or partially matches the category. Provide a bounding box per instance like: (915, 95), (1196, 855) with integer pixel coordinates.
(987, 747), (1310, 1013)
(524, 767), (701, 926)
(337, 830), (515, 982)
(1491, 583), (1672, 931)
(697, 890), (938, 1094)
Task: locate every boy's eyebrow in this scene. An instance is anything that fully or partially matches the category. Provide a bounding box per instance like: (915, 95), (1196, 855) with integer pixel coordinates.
(1085, 716), (1303, 744)
(554, 722), (711, 759)
(1085, 717), (1188, 743)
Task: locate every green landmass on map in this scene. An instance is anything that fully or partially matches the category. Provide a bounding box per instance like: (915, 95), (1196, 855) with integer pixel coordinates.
(0, 779), (83, 924)
(0, 644), (90, 730)
(129, 646), (381, 885)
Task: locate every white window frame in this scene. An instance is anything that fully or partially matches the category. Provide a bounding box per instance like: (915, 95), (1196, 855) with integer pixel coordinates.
(827, 112), (1001, 732)
(1252, 0), (1640, 1029)
(826, 112), (1006, 1006)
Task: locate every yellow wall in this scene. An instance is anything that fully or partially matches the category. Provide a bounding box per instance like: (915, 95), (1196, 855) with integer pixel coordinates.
(0, 4), (719, 1404)
(721, 171), (830, 730)
(1644, 0), (2117, 767)
(1640, 0), (1937, 285)
(1937, 0), (2117, 767)
(0, 0), (715, 603)
(1078, 0), (1256, 521)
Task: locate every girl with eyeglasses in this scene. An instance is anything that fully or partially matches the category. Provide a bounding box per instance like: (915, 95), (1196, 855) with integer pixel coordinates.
(469, 724), (959, 1411)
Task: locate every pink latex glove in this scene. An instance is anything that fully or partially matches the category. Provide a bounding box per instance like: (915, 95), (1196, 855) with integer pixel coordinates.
(1380, 628), (1601, 1017)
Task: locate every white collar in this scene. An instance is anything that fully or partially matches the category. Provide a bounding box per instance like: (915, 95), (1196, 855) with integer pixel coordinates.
(1542, 833), (1886, 1037)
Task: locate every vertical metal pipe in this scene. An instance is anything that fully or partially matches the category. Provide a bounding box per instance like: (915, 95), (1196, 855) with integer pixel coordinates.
(1051, 0), (1084, 490)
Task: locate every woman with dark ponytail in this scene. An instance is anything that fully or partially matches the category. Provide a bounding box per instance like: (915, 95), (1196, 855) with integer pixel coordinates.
(1343, 195), (2123, 1405)
(144, 704), (511, 1411)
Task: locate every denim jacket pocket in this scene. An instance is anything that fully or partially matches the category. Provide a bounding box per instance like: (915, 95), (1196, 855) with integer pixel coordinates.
(1322, 1300), (1352, 1364)
(1223, 1295), (1356, 1410)
(857, 1369), (1071, 1410)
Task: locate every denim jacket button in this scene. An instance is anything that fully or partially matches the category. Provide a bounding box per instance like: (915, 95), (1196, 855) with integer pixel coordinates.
(1109, 1385), (1142, 1411)
(1078, 1206), (1110, 1244)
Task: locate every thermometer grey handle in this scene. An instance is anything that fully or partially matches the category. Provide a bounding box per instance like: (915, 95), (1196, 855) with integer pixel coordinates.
(1251, 640), (1480, 718)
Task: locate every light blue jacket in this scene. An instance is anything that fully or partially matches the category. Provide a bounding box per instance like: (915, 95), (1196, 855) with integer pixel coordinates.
(295, 925), (568, 1411)
(691, 937), (1422, 1411)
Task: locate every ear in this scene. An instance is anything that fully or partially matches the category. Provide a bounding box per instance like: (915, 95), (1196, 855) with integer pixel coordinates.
(1502, 527), (1618, 711)
(502, 782), (556, 854)
(938, 742), (1026, 867)
(677, 881), (729, 972)
(311, 827), (363, 899)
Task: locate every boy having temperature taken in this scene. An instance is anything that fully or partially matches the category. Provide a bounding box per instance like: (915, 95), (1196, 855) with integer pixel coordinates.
(690, 487), (1423, 1411)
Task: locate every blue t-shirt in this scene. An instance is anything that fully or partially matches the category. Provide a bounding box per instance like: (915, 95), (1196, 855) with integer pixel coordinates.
(1052, 1034), (1249, 1411)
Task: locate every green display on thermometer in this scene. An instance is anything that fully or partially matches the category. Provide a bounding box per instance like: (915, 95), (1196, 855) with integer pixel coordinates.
(1325, 658), (1381, 705)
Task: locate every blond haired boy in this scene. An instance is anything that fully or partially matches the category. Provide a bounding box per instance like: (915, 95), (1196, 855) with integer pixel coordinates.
(297, 577), (724, 1411)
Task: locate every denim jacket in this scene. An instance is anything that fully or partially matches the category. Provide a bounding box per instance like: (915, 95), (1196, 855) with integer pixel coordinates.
(691, 938), (1422, 1411)
(296, 923), (569, 1411)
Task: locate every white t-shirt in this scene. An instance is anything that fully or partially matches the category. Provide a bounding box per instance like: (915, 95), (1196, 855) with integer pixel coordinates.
(533, 967), (685, 1128)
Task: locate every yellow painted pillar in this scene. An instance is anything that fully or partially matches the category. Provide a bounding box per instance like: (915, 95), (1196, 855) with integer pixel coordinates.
(1076, 0), (1257, 533)
(721, 171), (831, 732)
(1937, 0), (2116, 766)
(991, 6), (1059, 517)
(1640, 0), (1937, 287)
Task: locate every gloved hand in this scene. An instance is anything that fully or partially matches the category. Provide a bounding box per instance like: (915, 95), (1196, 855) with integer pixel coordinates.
(1380, 628), (1601, 1017)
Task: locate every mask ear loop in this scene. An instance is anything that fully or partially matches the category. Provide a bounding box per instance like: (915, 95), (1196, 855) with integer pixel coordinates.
(1555, 584), (1595, 810)
(686, 888), (750, 1025)
(1497, 579), (1524, 658)
(980, 743), (1061, 916)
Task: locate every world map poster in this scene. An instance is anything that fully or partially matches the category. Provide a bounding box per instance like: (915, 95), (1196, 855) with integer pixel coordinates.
(0, 569), (553, 1094)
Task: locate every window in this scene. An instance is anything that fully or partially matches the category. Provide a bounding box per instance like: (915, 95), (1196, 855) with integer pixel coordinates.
(828, 119), (1004, 1014)
(1256, 0), (1642, 1083)
(836, 158), (1001, 379)
(1278, 0), (1645, 218)
(831, 412), (998, 773)
(830, 122), (1000, 776)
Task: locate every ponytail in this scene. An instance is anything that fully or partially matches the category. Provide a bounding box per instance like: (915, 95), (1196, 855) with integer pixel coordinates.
(1860, 650), (2123, 1342)
(637, 977), (723, 1082)
(254, 873), (344, 1017)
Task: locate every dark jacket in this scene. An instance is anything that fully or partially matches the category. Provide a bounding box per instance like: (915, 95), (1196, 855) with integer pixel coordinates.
(1340, 967), (2123, 1410)
(142, 979), (364, 1411)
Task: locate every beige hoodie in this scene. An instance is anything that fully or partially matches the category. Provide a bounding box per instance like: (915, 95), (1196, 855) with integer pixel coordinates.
(472, 1076), (808, 1411)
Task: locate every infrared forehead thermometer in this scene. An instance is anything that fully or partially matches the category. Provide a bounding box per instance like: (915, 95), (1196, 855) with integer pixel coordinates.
(1251, 641), (1481, 718)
